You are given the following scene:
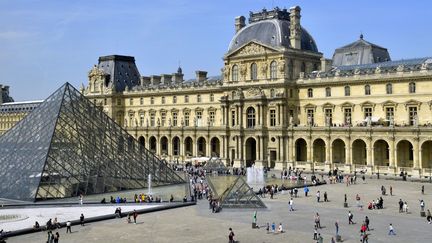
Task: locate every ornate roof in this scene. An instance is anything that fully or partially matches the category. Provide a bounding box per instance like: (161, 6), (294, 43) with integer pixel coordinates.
(97, 55), (141, 92)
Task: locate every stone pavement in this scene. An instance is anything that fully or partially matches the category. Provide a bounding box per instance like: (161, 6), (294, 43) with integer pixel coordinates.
(5, 178), (432, 243)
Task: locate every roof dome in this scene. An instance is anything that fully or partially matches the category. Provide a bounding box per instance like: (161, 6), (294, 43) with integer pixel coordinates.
(228, 19), (318, 53)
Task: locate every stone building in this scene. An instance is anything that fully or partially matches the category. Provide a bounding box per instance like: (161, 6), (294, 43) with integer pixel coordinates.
(3, 6), (432, 178)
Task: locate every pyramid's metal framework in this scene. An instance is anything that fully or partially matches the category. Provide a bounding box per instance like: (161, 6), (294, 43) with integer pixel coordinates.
(203, 157), (227, 173)
(218, 176), (266, 209)
(0, 83), (184, 201)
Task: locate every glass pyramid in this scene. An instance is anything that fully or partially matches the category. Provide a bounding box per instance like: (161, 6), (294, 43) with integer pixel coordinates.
(0, 83), (184, 201)
(218, 176), (266, 209)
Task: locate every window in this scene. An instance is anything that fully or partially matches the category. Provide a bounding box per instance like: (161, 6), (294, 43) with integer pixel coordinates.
(161, 96), (165, 104)
(344, 108), (352, 125)
(385, 107), (394, 122)
(185, 95), (189, 103)
(246, 107), (256, 128)
(129, 98), (133, 105)
(325, 109), (333, 126)
(139, 114), (144, 127)
(409, 107), (418, 125)
(251, 63), (258, 80)
(129, 113), (134, 127)
(184, 112), (190, 126)
(307, 88), (313, 98)
(150, 113), (155, 126)
(117, 98), (121, 106)
(270, 61), (277, 79)
(270, 89), (275, 98)
(365, 85), (371, 95)
(364, 107), (372, 119)
(209, 111), (215, 125)
(172, 112), (178, 126)
(344, 86), (350, 96)
(386, 83), (393, 94)
(325, 87), (331, 97)
(232, 65), (239, 81)
(409, 82), (416, 93)
(231, 110), (236, 126)
(150, 97), (154, 105)
(140, 97), (144, 105)
(196, 111), (202, 126)
(104, 98), (107, 105)
(161, 112), (166, 126)
(197, 94), (201, 103)
(270, 109), (276, 126)
(210, 94), (214, 102)
(173, 96), (177, 104)
(307, 109), (314, 125)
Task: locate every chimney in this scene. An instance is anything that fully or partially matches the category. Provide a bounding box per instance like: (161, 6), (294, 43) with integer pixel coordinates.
(235, 16), (246, 33)
(150, 75), (161, 86)
(195, 71), (207, 82)
(289, 6), (301, 49)
(320, 58), (332, 72)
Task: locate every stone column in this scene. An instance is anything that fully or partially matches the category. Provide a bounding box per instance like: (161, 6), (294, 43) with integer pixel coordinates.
(207, 136), (211, 157)
(389, 138), (395, 167)
(257, 105), (261, 125)
(307, 138), (312, 163)
(193, 136), (197, 157)
(326, 138), (331, 163)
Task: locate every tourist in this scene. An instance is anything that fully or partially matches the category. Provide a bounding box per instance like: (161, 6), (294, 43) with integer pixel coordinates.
(420, 199), (425, 212)
(390, 186), (393, 196)
(278, 223), (284, 233)
(313, 226), (318, 240)
(335, 221), (339, 236)
(133, 210), (138, 224)
(170, 194), (174, 202)
(79, 194), (83, 205)
(80, 213), (85, 226)
(314, 213), (321, 229)
(355, 194), (361, 209)
(388, 223), (396, 235)
(360, 222), (367, 233)
(317, 233), (323, 243)
(426, 209), (432, 224)
(46, 218), (53, 230)
(331, 237), (336, 243)
(304, 186), (309, 197)
(266, 223), (269, 233)
(294, 187), (298, 198)
(361, 232), (369, 243)
(421, 185), (424, 195)
(271, 222), (276, 233)
(289, 198), (294, 211)
(365, 216), (370, 231)
(316, 191), (320, 203)
(66, 221), (72, 233)
(228, 228), (235, 243)
(348, 211), (354, 224)
(54, 232), (60, 243)
(324, 191), (328, 202)
(183, 196), (187, 202)
(47, 231), (54, 243)
(115, 207), (122, 218)
(398, 199), (404, 213)
(33, 221), (40, 229)
(403, 201), (409, 213)
(53, 217), (61, 229)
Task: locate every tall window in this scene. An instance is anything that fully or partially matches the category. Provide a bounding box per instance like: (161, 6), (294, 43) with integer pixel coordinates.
(232, 65), (239, 81)
(173, 95), (177, 104)
(139, 114), (144, 126)
(246, 107), (256, 128)
(231, 110), (236, 126)
(129, 98), (133, 105)
(184, 112), (190, 126)
(117, 98), (121, 106)
(409, 82), (416, 93)
(270, 61), (277, 79)
(161, 96), (165, 104)
(185, 95), (189, 103)
(364, 107), (372, 119)
(386, 83), (393, 94)
(210, 93), (214, 102)
(385, 107), (394, 122)
(196, 111), (202, 126)
(197, 94), (201, 103)
(161, 112), (166, 126)
(344, 86), (350, 96)
(150, 113), (155, 126)
(251, 63), (258, 80)
(325, 87), (331, 97)
(307, 88), (313, 98)
(140, 97), (144, 105)
(150, 97), (154, 104)
(344, 108), (352, 125)
(307, 109), (314, 125)
(270, 109), (276, 126)
(325, 109), (333, 126)
(172, 112), (178, 126)
(209, 111), (215, 125)
(409, 107), (418, 125)
(365, 85), (371, 95)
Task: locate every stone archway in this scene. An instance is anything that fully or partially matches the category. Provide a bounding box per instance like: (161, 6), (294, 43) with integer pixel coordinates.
(184, 137), (193, 156)
(295, 138), (307, 162)
(149, 136), (157, 153)
(210, 137), (220, 157)
(313, 139), (325, 163)
(172, 136), (180, 156)
(374, 140), (389, 166)
(197, 137), (206, 157)
(138, 136), (145, 151)
(332, 139), (346, 164)
(160, 136), (168, 155)
(397, 140), (413, 168)
(245, 137), (257, 167)
(352, 139), (367, 165)
(422, 141), (432, 169)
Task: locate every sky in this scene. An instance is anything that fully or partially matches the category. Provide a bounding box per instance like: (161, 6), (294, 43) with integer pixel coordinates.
(1, 0), (431, 101)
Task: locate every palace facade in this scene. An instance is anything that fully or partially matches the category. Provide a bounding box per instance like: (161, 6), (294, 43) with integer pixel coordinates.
(3, 6), (432, 178)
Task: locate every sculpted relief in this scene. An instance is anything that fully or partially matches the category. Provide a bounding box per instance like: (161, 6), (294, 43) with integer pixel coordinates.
(237, 42), (267, 56)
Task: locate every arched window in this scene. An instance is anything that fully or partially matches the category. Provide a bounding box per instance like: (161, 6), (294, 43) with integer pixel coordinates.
(409, 82), (416, 93)
(250, 63), (258, 80)
(307, 88), (313, 98)
(270, 61), (277, 79)
(232, 65), (239, 81)
(325, 87), (331, 97)
(365, 85), (371, 95)
(246, 107), (256, 128)
(344, 86), (350, 96)
(386, 83), (393, 94)
(301, 62), (306, 73)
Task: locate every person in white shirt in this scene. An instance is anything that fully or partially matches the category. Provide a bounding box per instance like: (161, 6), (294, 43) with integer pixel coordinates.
(278, 223), (284, 233)
(289, 198), (294, 211)
(388, 223), (396, 235)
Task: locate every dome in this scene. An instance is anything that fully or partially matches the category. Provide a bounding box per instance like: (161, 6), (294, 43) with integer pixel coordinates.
(228, 19), (318, 53)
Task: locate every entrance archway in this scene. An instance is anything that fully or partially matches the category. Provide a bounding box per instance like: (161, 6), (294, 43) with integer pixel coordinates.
(374, 140), (389, 166)
(138, 136), (145, 151)
(210, 137), (220, 157)
(332, 139), (346, 164)
(172, 136), (180, 156)
(397, 140), (413, 168)
(352, 139), (367, 165)
(149, 136), (157, 153)
(245, 137), (257, 167)
(184, 137), (193, 156)
(313, 139), (325, 163)
(197, 137), (206, 156)
(422, 141), (432, 169)
(160, 136), (168, 155)
(295, 138), (307, 162)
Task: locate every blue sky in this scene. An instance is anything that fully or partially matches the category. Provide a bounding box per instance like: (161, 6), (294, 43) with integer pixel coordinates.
(1, 0), (431, 101)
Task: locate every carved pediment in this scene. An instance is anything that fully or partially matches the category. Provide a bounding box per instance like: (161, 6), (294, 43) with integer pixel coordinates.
(228, 41), (278, 58)
(245, 87), (264, 98)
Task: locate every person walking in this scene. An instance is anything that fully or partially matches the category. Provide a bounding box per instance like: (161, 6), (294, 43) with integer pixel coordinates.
(228, 228), (235, 243)
(53, 232), (59, 243)
(79, 194), (83, 205)
(66, 220), (72, 233)
(266, 223), (269, 233)
(313, 226), (318, 240)
(304, 186), (309, 197)
(316, 191), (321, 203)
(361, 232), (369, 243)
(271, 222), (276, 233)
(133, 210), (138, 224)
(314, 213), (321, 229)
(335, 221), (339, 236)
(80, 213), (85, 226)
(324, 192), (328, 202)
(426, 209), (432, 224)
(317, 233), (323, 243)
(364, 216), (370, 231)
(289, 198), (294, 211)
(420, 199), (425, 212)
(390, 186), (393, 196)
(388, 223), (396, 235)
(421, 185), (424, 195)
(348, 211), (354, 224)
(398, 199), (404, 213)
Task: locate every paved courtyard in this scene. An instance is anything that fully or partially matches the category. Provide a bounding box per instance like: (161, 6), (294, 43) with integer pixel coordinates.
(5, 177), (432, 243)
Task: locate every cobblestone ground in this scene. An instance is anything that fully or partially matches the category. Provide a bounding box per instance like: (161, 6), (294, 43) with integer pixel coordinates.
(6, 178), (432, 243)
